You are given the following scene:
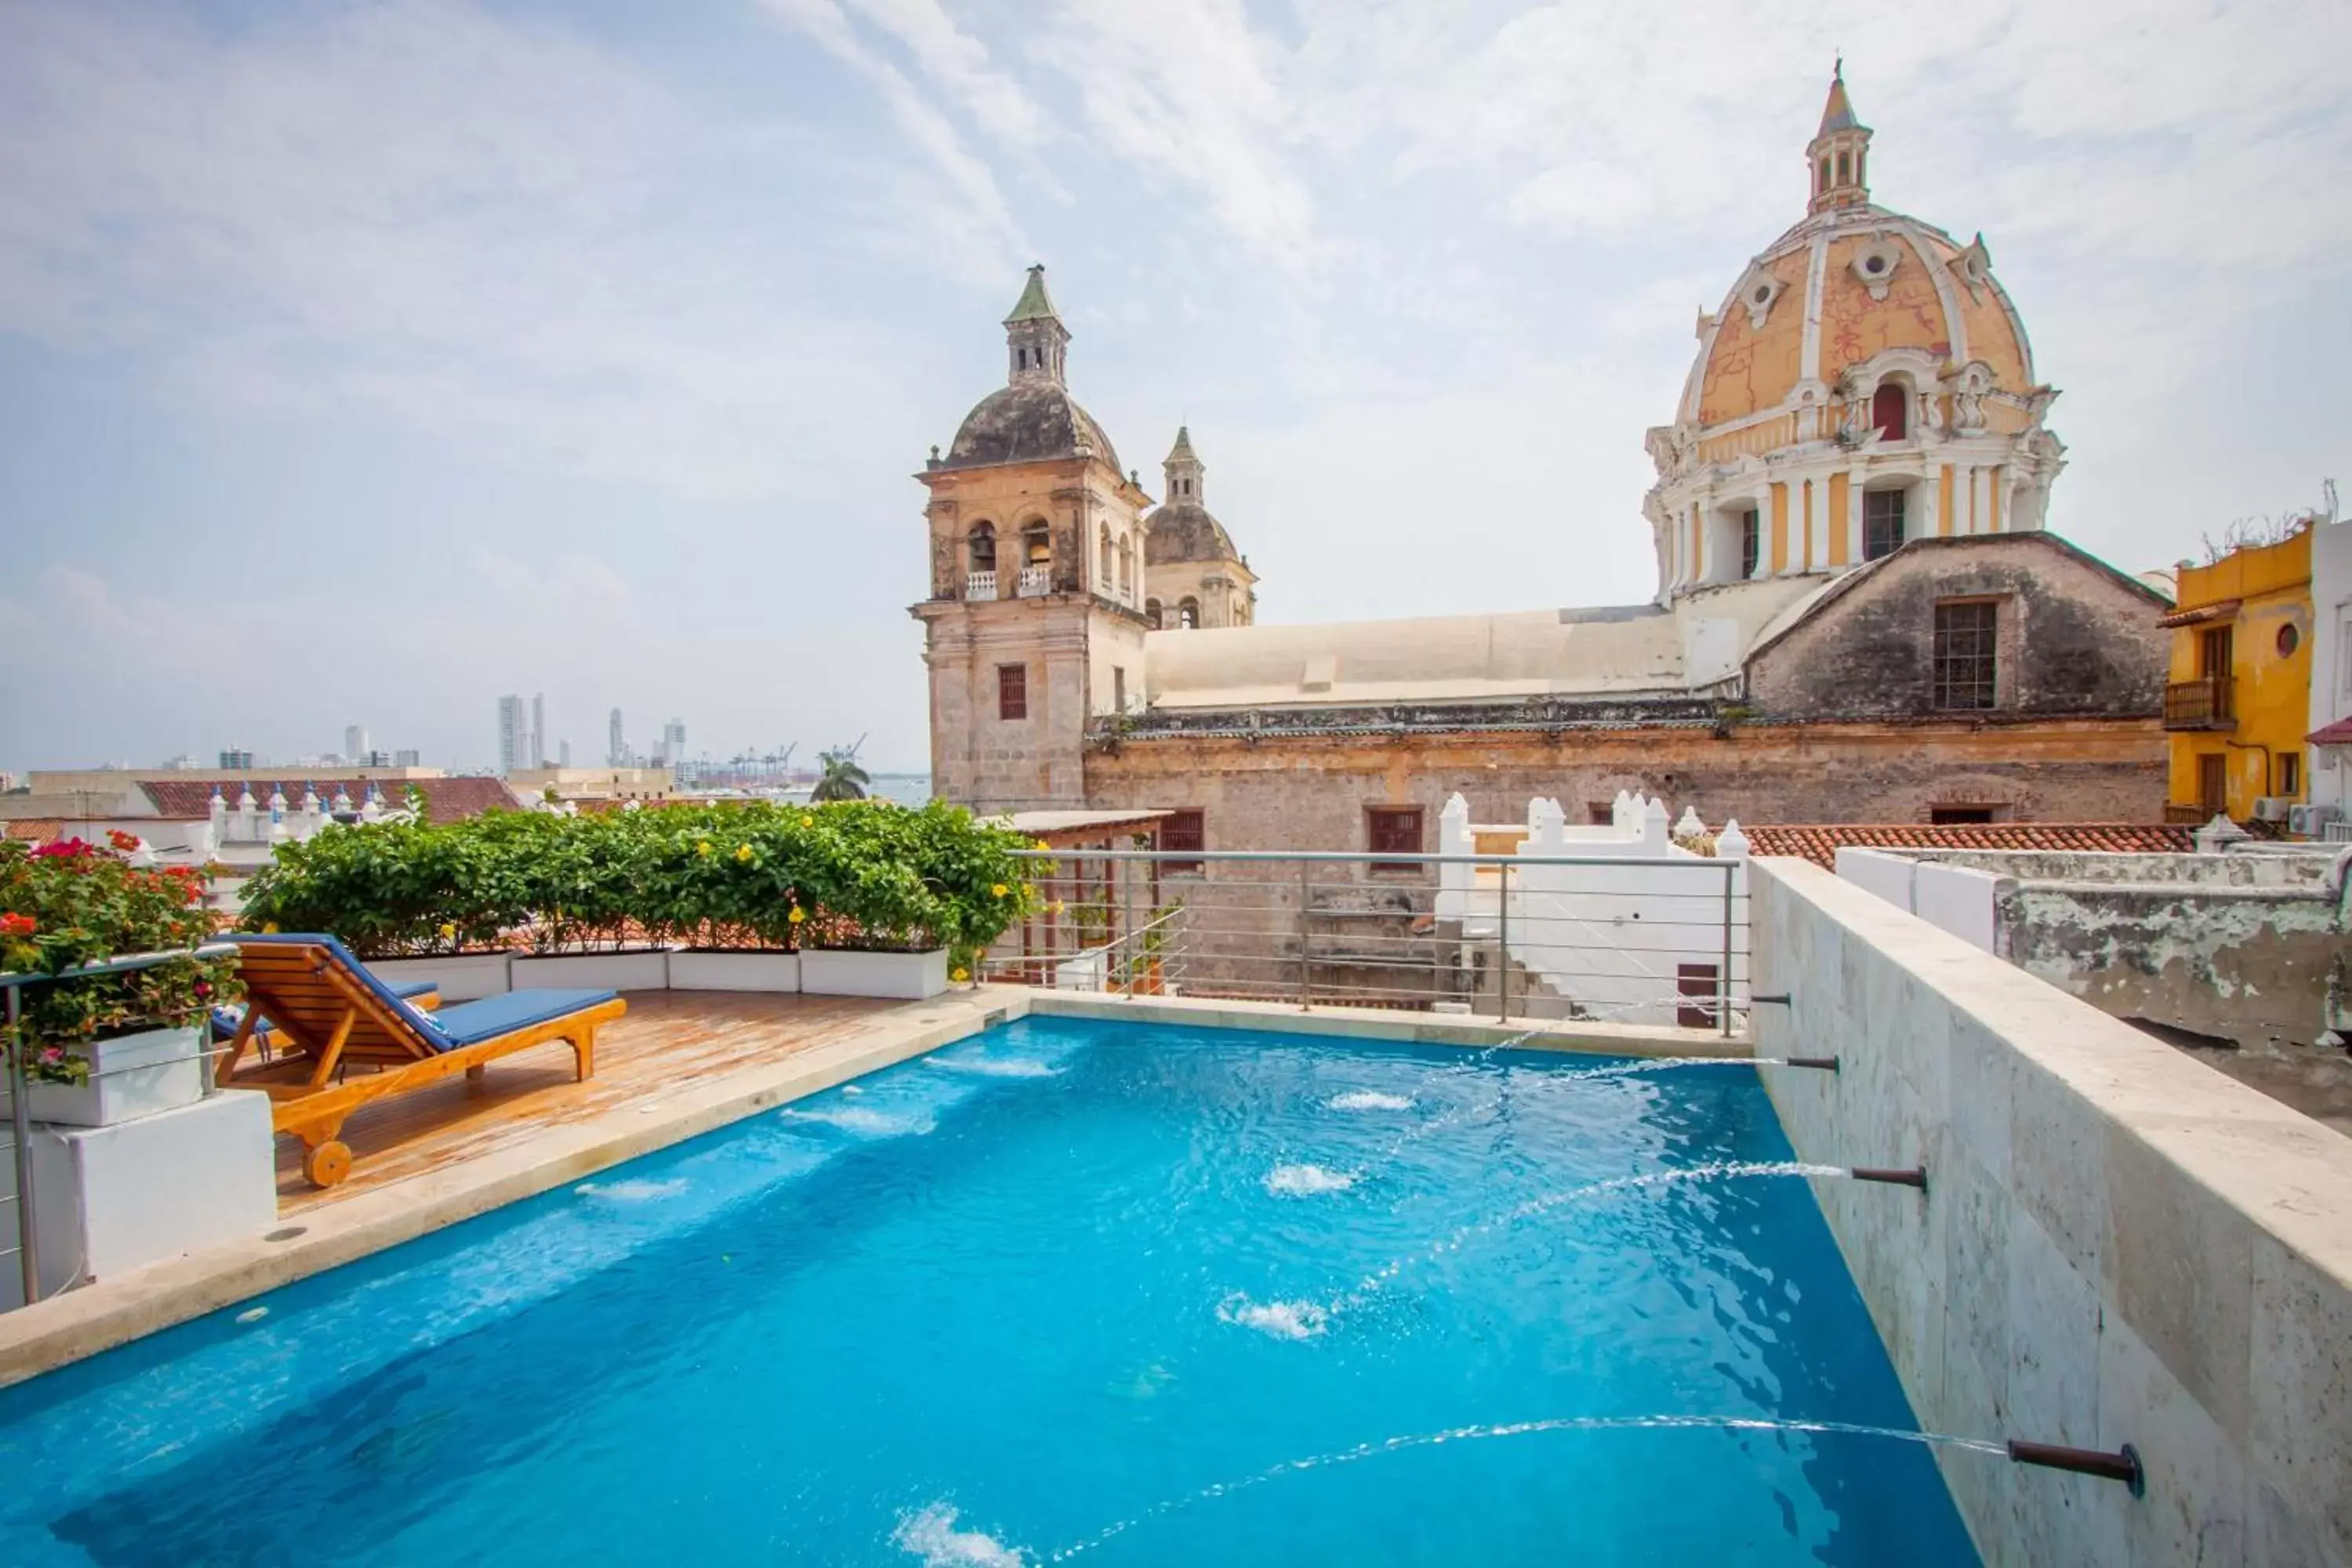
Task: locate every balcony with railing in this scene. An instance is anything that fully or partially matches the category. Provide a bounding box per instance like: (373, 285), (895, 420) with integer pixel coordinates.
(964, 570), (997, 601)
(1017, 564), (1052, 597)
(2162, 676), (2235, 731)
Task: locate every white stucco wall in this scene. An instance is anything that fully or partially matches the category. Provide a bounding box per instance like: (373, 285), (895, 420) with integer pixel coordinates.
(1751, 857), (2352, 1566)
(2310, 517), (2352, 817)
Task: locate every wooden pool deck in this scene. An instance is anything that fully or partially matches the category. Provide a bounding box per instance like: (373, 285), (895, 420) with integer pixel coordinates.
(274, 990), (900, 1217)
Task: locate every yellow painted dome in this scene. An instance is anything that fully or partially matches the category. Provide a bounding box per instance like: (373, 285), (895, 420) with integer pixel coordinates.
(1678, 72), (2037, 431)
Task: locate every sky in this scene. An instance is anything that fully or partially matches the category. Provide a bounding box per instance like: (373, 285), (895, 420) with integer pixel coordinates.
(2, 0), (2348, 775)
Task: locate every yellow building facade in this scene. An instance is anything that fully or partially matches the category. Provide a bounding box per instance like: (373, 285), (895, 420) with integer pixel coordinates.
(2162, 528), (2314, 822)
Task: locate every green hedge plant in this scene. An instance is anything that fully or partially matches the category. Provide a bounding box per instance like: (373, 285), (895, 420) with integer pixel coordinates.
(238, 800), (1041, 973)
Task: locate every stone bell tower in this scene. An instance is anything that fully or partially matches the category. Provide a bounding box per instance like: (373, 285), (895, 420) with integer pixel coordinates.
(911, 267), (1155, 813)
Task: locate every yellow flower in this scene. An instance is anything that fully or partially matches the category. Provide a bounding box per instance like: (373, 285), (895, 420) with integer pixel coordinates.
(735, 844), (753, 862)
(695, 840), (713, 857)
(260, 921), (279, 935)
(800, 815), (815, 829)
(1047, 899), (1065, 916)
(1034, 838), (1051, 851)
(991, 883), (1009, 898)
(951, 967), (970, 983)
(437, 922), (457, 941)
(788, 906), (807, 924)
(1022, 882), (1035, 898)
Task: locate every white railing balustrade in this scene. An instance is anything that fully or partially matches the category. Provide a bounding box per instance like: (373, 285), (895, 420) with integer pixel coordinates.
(1018, 565), (1051, 597)
(965, 571), (997, 601)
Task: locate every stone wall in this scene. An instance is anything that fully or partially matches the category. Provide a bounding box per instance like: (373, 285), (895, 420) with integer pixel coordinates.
(1746, 534), (2168, 724)
(1752, 857), (2352, 1566)
(1083, 719), (2165, 851)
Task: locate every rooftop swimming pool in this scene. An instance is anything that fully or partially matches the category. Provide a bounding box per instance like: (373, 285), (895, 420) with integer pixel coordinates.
(0, 1017), (1980, 1565)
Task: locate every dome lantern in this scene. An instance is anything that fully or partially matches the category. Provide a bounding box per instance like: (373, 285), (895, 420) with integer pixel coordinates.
(1806, 61), (1872, 215)
(1004, 264), (1069, 387)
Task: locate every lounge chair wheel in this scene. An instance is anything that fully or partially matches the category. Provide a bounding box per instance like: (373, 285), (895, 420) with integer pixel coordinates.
(303, 1141), (353, 1189)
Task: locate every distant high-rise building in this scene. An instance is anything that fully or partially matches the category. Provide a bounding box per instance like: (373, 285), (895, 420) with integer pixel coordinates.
(218, 748), (256, 770)
(496, 695), (528, 775)
(660, 717), (686, 768)
(558, 739), (572, 768)
(608, 708), (626, 767)
(343, 724), (368, 761)
(393, 749), (421, 768)
(357, 750), (394, 768)
(161, 754), (200, 771)
(531, 694), (547, 770)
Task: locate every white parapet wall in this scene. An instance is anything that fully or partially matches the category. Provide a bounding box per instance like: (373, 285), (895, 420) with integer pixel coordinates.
(1751, 856), (2352, 1566)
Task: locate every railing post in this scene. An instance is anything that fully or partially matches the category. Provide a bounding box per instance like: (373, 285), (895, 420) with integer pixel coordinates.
(1121, 857), (1135, 999)
(1296, 860), (1312, 1011)
(1497, 860), (1511, 1023)
(1720, 861), (1736, 1039)
(7, 983), (36, 1307)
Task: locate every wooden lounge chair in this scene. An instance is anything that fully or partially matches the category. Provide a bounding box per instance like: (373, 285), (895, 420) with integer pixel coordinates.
(221, 934), (625, 1189)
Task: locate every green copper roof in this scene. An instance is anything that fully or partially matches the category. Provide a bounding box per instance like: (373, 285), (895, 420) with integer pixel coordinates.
(1166, 425), (1198, 463)
(1004, 264), (1061, 324)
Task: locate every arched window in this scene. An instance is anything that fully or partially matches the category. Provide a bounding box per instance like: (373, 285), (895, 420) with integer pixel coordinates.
(1871, 383), (1908, 441)
(1022, 521), (1051, 566)
(967, 521), (996, 572)
(1835, 151), (1849, 185)
(1145, 598), (1163, 629)
(1818, 158), (1830, 194)
(1119, 538), (1134, 599)
(1178, 597), (1200, 630)
(1098, 526), (1113, 590)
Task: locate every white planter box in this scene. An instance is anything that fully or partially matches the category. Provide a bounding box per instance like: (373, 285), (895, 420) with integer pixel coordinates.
(25, 1025), (206, 1128)
(23, 1089), (278, 1299)
(510, 949), (673, 992)
(666, 951), (801, 993)
(372, 953), (513, 1001)
(799, 948), (949, 1000)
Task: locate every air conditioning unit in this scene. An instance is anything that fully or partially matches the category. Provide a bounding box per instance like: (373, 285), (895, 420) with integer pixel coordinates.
(2252, 797), (2292, 823)
(2287, 802), (2339, 836)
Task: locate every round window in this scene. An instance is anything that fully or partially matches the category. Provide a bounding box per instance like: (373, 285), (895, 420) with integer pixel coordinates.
(2278, 623), (2301, 658)
(1753, 285), (1770, 304)
(1864, 256), (1886, 274)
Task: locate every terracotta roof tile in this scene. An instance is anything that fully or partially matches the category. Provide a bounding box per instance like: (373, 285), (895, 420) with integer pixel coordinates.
(1741, 822), (2195, 869)
(4, 818), (64, 844)
(2308, 717), (2352, 746)
(138, 777), (524, 826)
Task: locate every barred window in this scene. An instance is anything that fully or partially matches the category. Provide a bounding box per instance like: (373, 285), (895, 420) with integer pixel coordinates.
(1160, 808), (1204, 874)
(1864, 488), (1906, 560)
(1933, 601), (1999, 710)
(996, 662), (1027, 720)
(1366, 805), (1425, 872)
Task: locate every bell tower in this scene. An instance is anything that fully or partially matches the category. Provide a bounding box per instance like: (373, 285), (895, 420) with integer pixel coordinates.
(911, 268), (1154, 813)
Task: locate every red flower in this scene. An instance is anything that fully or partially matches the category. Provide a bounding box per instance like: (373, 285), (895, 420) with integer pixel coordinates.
(194, 981), (213, 1000)
(0, 913), (32, 937)
(107, 829), (141, 852)
(31, 838), (95, 860)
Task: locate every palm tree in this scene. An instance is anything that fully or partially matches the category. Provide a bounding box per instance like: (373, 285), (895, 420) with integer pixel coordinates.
(810, 747), (870, 803)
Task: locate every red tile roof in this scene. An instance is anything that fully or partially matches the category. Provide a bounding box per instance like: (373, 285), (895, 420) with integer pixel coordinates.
(1740, 822), (2196, 869)
(3, 818), (64, 844)
(2309, 717), (2352, 746)
(138, 777), (524, 826)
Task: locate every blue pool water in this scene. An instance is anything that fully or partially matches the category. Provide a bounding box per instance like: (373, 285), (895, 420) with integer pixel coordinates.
(0, 1019), (1981, 1565)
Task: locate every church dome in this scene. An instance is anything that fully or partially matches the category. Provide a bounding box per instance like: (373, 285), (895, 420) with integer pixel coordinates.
(1145, 501), (1237, 565)
(944, 382), (1123, 472)
(1678, 70), (2036, 430)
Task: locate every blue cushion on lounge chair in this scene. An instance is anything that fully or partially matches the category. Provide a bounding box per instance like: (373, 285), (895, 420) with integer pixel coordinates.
(209, 978), (437, 1040)
(426, 989), (620, 1049)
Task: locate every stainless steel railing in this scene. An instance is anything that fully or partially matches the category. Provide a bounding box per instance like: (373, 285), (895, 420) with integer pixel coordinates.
(2, 942), (236, 1308)
(978, 848), (1747, 1034)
